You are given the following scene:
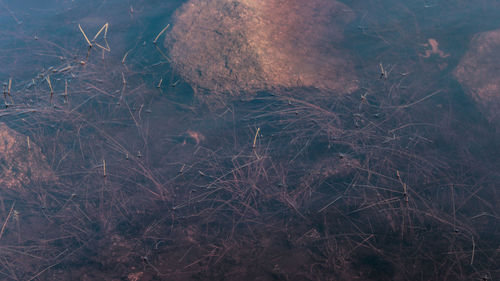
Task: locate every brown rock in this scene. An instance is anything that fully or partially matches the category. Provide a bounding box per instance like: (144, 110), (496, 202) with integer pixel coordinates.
(127, 272), (143, 281)
(0, 122), (56, 191)
(454, 29), (500, 123)
(165, 0), (358, 97)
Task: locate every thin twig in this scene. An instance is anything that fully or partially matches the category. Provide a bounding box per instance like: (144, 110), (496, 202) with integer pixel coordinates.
(318, 196), (343, 213)
(122, 49), (132, 64)
(398, 90), (442, 109)
(0, 202), (15, 241)
(471, 235), (475, 265)
(252, 127), (260, 149)
(64, 79), (68, 104)
(154, 45), (171, 62)
(92, 22), (108, 41)
(7, 78), (11, 97)
(46, 75), (53, 99)
(78, 24), (92, 47)
(153, 24), (170, 44)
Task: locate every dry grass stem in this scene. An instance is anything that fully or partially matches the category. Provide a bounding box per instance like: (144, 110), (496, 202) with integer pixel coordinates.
(471, 235), (475, 265)
(0, 202), (15, 241)
(153, 24), (170, 44)
(78, 24), (93, 47)
(122, 49), (131, 64)
(252, 127), (260, 149)
(45, 75), (53, 98)
(64, 79), (68, 103)
(92, 22), (109, 41)
(7, 78), (11, 97)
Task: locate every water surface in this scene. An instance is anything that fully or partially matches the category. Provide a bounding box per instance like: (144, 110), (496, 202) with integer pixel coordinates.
(0, 0), (498, 280)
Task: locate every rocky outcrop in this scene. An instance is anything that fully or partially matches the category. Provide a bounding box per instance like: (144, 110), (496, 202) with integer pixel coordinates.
(165, 0), (359, 97)
(0, 122), (56, 191)
(454, 29), (500, 123)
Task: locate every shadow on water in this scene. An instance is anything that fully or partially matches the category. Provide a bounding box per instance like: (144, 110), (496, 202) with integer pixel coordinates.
(0, 0), (498, 280)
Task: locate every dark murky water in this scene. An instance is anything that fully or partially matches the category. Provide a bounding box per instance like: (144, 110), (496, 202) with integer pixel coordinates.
(0, 0), (499, 280)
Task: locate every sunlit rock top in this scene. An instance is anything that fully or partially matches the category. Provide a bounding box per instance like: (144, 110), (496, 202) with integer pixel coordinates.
(165, 0), (359, 96)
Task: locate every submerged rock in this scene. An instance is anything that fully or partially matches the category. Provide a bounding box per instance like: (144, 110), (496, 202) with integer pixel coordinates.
(165, 0), (359, 98)
(0, 122), (56, 191)
(454, 29), (500, 123)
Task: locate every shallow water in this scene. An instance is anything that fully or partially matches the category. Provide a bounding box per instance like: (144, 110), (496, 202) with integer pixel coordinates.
(0, 0), (499, 280)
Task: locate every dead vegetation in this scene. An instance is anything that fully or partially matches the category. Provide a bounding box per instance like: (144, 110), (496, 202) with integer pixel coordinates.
(0, 0), (498, 280)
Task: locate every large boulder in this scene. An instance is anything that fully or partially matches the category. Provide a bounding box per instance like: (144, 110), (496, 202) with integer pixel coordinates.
(454, 29), (500, 123)
(165, 0), (359, 97)
(0, 122), (56, 191)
